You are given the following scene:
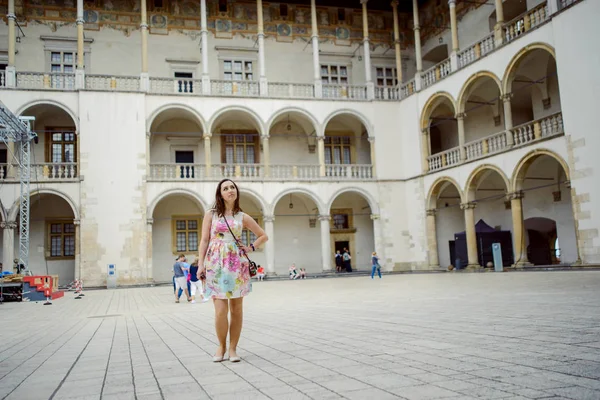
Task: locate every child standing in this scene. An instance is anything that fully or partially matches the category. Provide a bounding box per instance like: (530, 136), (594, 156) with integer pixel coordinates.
(189, 259), (207, 303)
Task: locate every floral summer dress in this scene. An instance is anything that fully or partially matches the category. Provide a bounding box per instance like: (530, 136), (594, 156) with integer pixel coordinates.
(203, 211), (252, 299)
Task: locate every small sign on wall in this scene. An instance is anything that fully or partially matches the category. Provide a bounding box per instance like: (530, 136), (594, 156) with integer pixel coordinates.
(107, 264), (117, 289)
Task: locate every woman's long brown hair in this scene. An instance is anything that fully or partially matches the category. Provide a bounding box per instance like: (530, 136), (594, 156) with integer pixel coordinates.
(213, 179), (242, 217)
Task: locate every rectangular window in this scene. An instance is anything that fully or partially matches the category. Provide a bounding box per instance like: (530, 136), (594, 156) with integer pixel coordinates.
(218, 0), (227, 13)
(280, 4), (288, 18)
(324, 136), (352, 165)
(330, 209), (354, 232)
(47, 221), (75, 259)
(375, 66), (398, 87)
(172, 216), (201, 253)
(222, 134), (258, 164)
(321, 64), (348, 85)
(337, 8), (346, 22)
(223, 59), (253, 81)
(50, 51), (76, 73)
(47, 129), (77, 163)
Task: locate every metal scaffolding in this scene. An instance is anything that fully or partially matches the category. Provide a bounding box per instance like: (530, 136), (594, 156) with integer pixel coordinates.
(0, 100), (37, 270)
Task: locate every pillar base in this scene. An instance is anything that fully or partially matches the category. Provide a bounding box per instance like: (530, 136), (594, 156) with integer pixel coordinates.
(314, 80), (323, 98)
(450, 52), (459, 72)
(512, 261), (532, 270)
(5, 66), (16, 88)
(466, 264), (484, 270)
(202, 75), (211, 95)
(259, 77), (268, 97)
(494, 24), (504, 47)
(75, 69), (85, 90)
(414, 72), (422, 92)
(140, 72), (150, 92)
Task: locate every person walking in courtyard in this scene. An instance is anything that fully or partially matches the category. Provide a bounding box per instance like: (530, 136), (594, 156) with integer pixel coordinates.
(371, 252), (382, 279)
(198, 179), (268, 363)
(335, 250), (343, 272)
(189, 259), (207, 304)
(173, 254), (191, 303)
(342, 248), (352, 272)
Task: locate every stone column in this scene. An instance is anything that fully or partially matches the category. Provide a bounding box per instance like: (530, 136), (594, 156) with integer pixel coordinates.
(421, 127), (430, 172)
(200, 0), (210, 94)
(319, 215), (332, 271)
(75, 0), (85, 89)
(368, 137), (376, 177)
(457, 113), (466, 161)
(257, 0), (268, 96)
(448, 0), (459, 71)
(204, 134), (212, 177)
(494, 0), (505, 46)
(509, 191), (530, 267)
(140, 0), (150, 91)
(317, 136), (326, 177)
(146, 131), (151, 180)
(371, 214), (385, 269)
(146, 218), (153, 282)
(74, 219), (81, 280)
(412, 0), (423, 90)
(391, 0), (403, 85)
(262, 135), (270, 178)
(502, 94), (514, 146)
(1, 221), (17, 271)
(6, 0), (16, 87)
(263, 215), (275, 275)
(426, 209), (440, 268)
(461, 202), (480, 269)
(361, 0), (375, 100)
(310, 0), (322, 98)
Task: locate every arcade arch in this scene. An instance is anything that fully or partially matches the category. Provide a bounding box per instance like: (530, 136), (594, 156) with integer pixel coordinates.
(323, 112), (373, 178)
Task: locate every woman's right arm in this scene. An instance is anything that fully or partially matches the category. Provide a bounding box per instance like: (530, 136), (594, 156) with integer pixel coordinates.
(198, 210), (213, 273)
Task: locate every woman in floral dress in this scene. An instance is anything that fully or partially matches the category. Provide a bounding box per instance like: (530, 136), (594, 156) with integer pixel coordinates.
(198, 179), (268, 363)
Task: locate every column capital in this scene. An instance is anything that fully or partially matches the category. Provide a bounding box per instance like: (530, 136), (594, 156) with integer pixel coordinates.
(501, 93), (513, 102)
(391, 0), (399, 7)
(146, 131), (152, 137)
(76, 18), (85, 25)
(413, 25), (420, 32)
(316, 135), (325, 141)
(367, 137), (375, 143)
(448, 0), (456, 6)
(7, 13), (17, 21)
(360, 0), (369, 4)
(261, 134), (270, 140)
(456, 112), (467, 120)
(460, 202), (477, 210)
(318, 215), (330, 221)
(73, 219), (81, 226)
(147, 218), (154, 225)
(508, 191), (524, 201)
(426, 209), (437, 217)
(140, 23), (149, 29)
(263, 215), (275, 223)
(0, 221), (17, 229)
(370, 214), (380, 220)
(422, 127), (430, 135)
(203, 133), (212, 139)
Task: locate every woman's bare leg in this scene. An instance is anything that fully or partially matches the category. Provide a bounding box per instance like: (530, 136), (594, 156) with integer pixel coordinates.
(228, 297), (244, 358)
(213, 299), (229, 357)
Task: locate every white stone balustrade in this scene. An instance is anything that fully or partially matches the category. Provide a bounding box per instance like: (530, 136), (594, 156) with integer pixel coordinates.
(149, 77), (201, 94)
(86, 75), (140, 91)
(400, 80), (416, 99)
(504, 3), (549, 43)
(149, 164), (205, 180)
(428, 147), (461, 172)
(322, 85), (368, 100)
(458, 33), (495, 69)
(16, 72), (76, 90)
(375, 86), (401, 101)
(324, 164), (373, 180)
(268, 82), (314, 99)
(0, 164), (7, 179)
(421, 59), (452, 89)
(511, 112), (563, 147)
(465, 131), (508, 161)
(32, 163), (78, 180)
(560, 0), (580, 10)
(211, 80), (260, 97)
(0, 71), (5, 87)
(270, 165), (321, 180)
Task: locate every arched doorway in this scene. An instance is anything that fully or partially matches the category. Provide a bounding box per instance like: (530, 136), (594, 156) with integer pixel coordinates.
(427, 179), (464, 269)
(465, 167), (512, 267)
(323, 112), (372, 178)
(513, 152), (577, 265)
(148, 106), (205, 180)
(18, 103), (78, 179)
(458, 73), (505, 160)
(10, 193), (78, 285)
(327, 190), (375, 271)
(151, 192), (205, 283)
(272, 191), (322, 275)
(504, 45), (563, 144)
(267, 110), (320, 179)
(421, 94), (460, 171)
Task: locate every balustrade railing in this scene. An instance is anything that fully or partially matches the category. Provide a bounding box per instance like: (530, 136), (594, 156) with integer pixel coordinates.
(32, 163), (78, 180)
(512, 112), (563, 146)
(322, 85), (368, 100)
(375, 86), (401, 101)
(421, 59), (451, 90)
(458, 33), (496, 69)
(504, 3), (549, 43)
(268, 82), (314, 99)
(559, 0), (581, 9)
(0, 71), (5, 87)
(324, 164), (373, 179)
(210, 164), (263, 179)
(428, 147), (461, 172)
(465, 131), (509, 161)
(149, 163), (205, 180)
(149, 77), (201, 94)
(16, 72), (76, 90)
(86, 75), (140, 91)
(270, 165), (321, 180)
(211, 80), (260, 97)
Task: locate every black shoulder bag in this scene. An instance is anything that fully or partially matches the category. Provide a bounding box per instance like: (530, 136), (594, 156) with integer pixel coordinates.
(223, 216), (258, 277)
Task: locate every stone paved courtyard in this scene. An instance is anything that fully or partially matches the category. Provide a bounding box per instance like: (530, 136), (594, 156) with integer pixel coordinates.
(1, 271), (600, 400)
